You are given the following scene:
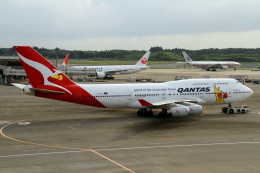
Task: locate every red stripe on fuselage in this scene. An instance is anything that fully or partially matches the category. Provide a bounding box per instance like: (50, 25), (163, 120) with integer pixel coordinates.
(34, 85), (106, 108)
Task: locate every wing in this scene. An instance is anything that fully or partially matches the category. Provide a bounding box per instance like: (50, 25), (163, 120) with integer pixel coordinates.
(105, 69), (129, 74)
(138, 98), (205, 109)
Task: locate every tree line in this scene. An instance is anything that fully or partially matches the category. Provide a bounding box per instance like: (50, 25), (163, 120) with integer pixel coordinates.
(1, 46), (260, 62)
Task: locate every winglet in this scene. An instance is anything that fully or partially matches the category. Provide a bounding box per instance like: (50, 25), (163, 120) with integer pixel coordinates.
(62, 54), (70, 66)
(138, 99), (153, 106)
(182, 51), (193, 62)
(135, 51), (151, 66)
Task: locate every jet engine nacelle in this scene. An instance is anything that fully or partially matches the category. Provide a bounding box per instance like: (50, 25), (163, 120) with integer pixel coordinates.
(23, 85), (35, 95)
(179, 102), (203, 115)
(96, 72), (106, 78)
(169, 105), (189, 117)
(221, 66), (228, 70)
(187, 104), (202, 115)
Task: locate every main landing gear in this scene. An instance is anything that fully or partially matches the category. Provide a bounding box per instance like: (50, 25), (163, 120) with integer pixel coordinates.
(104, 75), (114, 79)
(137, 108), (171, 118)
(206, 68), (216, 71)
(137, 109), (153, 117)
(158, 109), (171, 118)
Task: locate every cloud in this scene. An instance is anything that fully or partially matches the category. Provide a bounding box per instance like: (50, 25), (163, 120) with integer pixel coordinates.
(1, 0), (260, 50)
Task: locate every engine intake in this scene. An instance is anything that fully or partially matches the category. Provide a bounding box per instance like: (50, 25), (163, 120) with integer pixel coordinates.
(169, 104), (189, 117)
(96, 72), (106, 78)
(221, 66), (228, 70)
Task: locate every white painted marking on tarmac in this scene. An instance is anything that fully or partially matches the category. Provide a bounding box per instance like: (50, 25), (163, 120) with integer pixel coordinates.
(1, 141), (260, 158)
(89, 145), (119, 148)
(18, 122), (31, 125)
(202, 140), (229, 142)
(93, 141), (260, 152)
(23, 149), (57, 152)
(0, 150), (90, 158)
(147, 142), (176, 145)
(0, 121), (12, 125)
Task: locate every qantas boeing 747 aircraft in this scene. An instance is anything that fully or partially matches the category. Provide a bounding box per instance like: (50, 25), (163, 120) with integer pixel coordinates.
(12, 46), (253, 117)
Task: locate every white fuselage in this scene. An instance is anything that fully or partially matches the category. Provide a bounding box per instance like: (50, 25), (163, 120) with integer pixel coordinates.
(187, 61), (241, 68)
(78, 78), (252, 109)
(72, 65), (149, 75)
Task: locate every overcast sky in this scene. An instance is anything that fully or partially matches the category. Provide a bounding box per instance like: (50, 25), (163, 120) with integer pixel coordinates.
(1, 0), (260, 51)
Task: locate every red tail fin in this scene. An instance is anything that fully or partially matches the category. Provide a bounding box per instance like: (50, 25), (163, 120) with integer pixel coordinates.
(62, 54), (70, 66)
(14, 46), (75, 87)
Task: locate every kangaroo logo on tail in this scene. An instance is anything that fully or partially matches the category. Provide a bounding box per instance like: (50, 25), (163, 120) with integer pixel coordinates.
(15, 46), (74, 94)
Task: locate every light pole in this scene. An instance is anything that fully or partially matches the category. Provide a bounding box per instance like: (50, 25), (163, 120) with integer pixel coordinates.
(54, 47), (60, 67)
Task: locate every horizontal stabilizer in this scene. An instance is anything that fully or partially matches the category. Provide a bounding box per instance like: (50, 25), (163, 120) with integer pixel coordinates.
(29, 88), (65, 94)
(11, 83), (26, 89)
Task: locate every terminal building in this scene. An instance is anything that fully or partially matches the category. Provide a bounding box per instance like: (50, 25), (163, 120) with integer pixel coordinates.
(0, 56), (27, 85)
(0, 56), (96, 85)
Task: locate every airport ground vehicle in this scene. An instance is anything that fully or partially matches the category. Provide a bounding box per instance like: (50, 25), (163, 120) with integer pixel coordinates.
(252, 78), (260, 84)
(222, 105), (249, 114)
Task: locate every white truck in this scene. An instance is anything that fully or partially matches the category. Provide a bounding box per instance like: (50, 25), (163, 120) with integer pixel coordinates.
(222, 105), (249, 114)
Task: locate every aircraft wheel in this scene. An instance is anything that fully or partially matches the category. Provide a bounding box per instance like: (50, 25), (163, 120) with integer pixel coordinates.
(229, 109), (234, 114)
(137, 109), (153, 117)
(158, 109), (168, 118)
(137, 109), (143, 116)
(206, 69), (210, 71)
(241, 109), (245, 113)
(222, 107), (228, 113)
(145, 110), (153, 117)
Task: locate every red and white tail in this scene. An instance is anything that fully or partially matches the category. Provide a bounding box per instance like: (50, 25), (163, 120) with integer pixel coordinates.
(135, 51), (151, 66)
(14, 46), (75, 88)
(62, 54), (70, 66)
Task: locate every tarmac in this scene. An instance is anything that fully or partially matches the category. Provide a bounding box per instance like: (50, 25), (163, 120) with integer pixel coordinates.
(1, 68), (260, 173)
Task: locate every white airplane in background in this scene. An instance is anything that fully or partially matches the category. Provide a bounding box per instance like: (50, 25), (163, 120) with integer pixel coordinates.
(182, 51), (241, 71)
(61, 51), (151, 79)
(12, 46), (253, 118)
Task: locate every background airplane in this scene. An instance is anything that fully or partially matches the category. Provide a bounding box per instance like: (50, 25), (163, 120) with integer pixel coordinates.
(61, 51), (151, 79)
(12, 46), (253, 118)
(182, 51), (241, 71)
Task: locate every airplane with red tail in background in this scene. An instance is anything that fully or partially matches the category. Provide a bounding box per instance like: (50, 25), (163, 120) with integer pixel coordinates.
(62, 51), (151, 79)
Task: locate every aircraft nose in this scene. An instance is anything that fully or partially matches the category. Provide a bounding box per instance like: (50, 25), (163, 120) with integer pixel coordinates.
(246, 86), (253, 97)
